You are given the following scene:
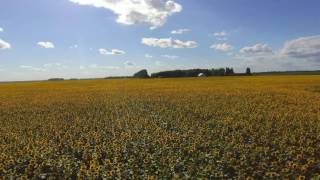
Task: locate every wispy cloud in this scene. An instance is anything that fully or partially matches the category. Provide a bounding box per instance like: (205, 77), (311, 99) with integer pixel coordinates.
(99, 48), (126, 55)
(0, 38), (11, 49)
(142, 37), (198, 48)
(145, 54), (153, 58)
(20, 65), (46, 72)
(211, 31), (229, 41)
(240, 43), (273, 55)
(124, 61), (135, 67)
(69, 44), (78, 49)
(19, 63), (68, 72)
(162, 54), (179, 59)
(155, 61), (164, 66)
(210, 43), (233, 52)
(171, 28), (190, 34)
(43, 63), (68, 70)
(37, 41), (55, 49)
(213, 31), (228, 37)
(88, 64), (120, 70)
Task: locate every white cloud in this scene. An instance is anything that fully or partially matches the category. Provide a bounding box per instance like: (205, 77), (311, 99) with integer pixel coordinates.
(0, 38), (11, 49)
(162, 54), (179, 59)
(281, 35), (320, 61)
(142, 37), (198, 48)
(69, 0), (182, 29)
(0, 28), (3, 32)
(240, 43), (273, 55)
(145, 54), (153, 58)
(235, 37), (320, 71)
(99, 48), (126, 55)
(171, 28), (190, 34)
(214, 31), (228, 37)
(37, 41), (55, 49)
(235, 44), (277, 71)
(210, 43), (233, 52)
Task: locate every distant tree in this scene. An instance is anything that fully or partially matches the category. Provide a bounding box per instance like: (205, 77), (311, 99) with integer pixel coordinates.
(225, 67), (234, 75)
(211, 68), (225, 76)
(151, 69), (212, 78)
(150, 67), (238, 78)
(48, 78), (64, 81)
(133, 69), (150, 78)
(246, 67), (252, 75)
(151, 70), (187, 78)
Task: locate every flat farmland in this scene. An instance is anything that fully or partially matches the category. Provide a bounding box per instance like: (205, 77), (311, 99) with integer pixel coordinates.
(0, 76), (320, 179)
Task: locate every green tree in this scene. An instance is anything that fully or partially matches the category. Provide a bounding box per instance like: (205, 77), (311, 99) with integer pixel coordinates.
(246, 67), (252, 75)
(133, 69), (150, 78)
(225, 67), (234, 75)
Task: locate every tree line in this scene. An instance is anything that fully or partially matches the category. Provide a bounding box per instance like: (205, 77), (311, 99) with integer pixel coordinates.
(134, 67), (252, 78)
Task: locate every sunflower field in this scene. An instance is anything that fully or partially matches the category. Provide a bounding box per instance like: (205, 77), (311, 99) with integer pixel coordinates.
(0, 76), (320, 179)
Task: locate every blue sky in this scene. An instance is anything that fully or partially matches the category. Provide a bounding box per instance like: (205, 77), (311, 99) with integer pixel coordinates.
(1, 0), (320, 81)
